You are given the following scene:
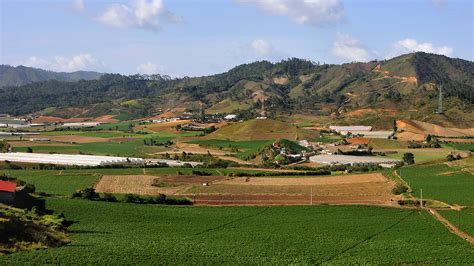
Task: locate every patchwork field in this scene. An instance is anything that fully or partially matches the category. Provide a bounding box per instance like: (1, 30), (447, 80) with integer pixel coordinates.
(0, 200), (472, 264)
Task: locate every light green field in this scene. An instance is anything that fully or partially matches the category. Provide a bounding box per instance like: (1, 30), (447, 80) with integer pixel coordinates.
(381, 148), (452, 163)
(0, 200), (472, 264)
(397, 159), (474, 206)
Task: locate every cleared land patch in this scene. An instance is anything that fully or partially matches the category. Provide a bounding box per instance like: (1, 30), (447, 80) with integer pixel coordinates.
(94, 173), (397, 206)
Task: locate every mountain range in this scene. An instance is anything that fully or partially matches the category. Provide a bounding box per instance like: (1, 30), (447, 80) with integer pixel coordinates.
(0, 65), (103, 87)
(0, 52), (473, 127)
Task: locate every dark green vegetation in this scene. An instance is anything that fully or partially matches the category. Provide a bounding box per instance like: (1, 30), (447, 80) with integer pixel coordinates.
(397, 160), (474, 206)
(1, 53), (473, 127)
(0, 200), (472, 264)
(0, 65), (102, 88)
(440, 208), (474, 236)
(0, 204), (69, 255)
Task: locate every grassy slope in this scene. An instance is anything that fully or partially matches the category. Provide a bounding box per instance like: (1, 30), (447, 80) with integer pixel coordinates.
(0, 200), (472, 264)
(206, 119), (319, 141)
(397, 160), (474, 206)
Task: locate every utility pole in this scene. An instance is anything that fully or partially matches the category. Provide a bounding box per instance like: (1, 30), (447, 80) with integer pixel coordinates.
(420, 189), (423, 208)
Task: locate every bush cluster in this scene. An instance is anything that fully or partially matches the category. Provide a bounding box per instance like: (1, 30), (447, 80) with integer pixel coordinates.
(72, 188), (192, 205)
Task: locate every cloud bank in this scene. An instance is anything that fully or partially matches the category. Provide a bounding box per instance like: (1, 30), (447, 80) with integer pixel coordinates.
(236, 0), (344, 26)
(19, 53), (104, 72)
(97, 0), (181, 31)
(332, 33), (374, 62)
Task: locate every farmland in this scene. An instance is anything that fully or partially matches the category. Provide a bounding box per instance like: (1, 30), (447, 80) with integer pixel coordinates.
(187, 139), (273, 159)
(440, 208), (474, 236)
(0, 200), (472, 264)
(397, 161), (474, 206)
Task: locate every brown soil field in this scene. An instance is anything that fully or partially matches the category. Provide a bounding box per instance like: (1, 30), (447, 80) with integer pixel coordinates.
(95, 173), (396, 206)
(94, 115), (118, 123)
(95, 175), (229, 195)
(397, 120), (474, 140)
(45, 135), (108, 143)
(347, 137), (370, 144)
(345, 108), (398, 118)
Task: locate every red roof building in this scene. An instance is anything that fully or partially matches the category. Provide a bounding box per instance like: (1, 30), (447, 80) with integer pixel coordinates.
(0, 180), (16, 193)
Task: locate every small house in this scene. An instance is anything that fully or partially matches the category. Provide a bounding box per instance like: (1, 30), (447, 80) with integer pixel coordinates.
(0, 180), (16, 204)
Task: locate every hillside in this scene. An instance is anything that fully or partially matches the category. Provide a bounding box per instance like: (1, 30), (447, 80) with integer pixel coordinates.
(205, 119), (319, 141)
(0, 65), (102, 87)
(0, 53), (472, 127)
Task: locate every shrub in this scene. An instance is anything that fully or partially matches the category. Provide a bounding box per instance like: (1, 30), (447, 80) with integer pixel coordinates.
(73, 187), (99, 200)
(392, 184), (409, 195)
(101, 193), (118, 202)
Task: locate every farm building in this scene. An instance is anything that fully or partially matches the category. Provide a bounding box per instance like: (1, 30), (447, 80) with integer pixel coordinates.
(309, 154), (401, 168)
(329, 125), (372, 133)
(61, 122), (102, 127)
(0, 153), (145, 166)
(224, 114), (237, 120)
(341, 130), (394, 139)
(0, 180), (16, 204)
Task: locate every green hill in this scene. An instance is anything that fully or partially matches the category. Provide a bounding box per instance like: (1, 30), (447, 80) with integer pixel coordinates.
(0, 53), (472, 127)
(0, 65), (102, 88)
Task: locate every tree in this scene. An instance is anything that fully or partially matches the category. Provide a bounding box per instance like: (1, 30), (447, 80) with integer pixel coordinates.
(403, 152), (415, 165)
(26, 147), (33, 153)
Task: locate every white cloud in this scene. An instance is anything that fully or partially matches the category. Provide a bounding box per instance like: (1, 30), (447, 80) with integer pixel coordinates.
(388, 38), (453, 58)
(136, 62), (160, 74)
(431, 0), (444, 8)
(73, 0), (85, 12)
(250, 39), (275, 56)
(236, 0), (344, 26)
(332, 33), (373, 62)
(19, 53), (104, 72)
(97, 0), (181, 31)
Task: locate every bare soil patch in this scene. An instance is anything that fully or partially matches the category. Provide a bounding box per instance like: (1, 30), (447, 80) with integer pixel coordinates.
(46, 135), (108, 143)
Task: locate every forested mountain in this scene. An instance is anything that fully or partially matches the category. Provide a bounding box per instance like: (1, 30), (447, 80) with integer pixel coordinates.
(0, 52), (473, 126)
(0, 65), (103, 87)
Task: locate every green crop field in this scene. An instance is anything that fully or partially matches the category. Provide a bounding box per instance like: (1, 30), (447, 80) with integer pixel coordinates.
(0, 200), (472, 264)
(1, 169), (97, 196)
(442, 142), (474, 151)
(439, 208), (474, 237)
(13, 139), (170, 157)
(397, 161), (474, 206)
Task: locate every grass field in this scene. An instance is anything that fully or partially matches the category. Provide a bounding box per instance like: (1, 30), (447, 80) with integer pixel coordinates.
(0, 200), (472, 264)
(397, 161), (474, 206)
(381, 148), (452, 163)
(188, 139), (273, 159)
(439, 208), (474, 237)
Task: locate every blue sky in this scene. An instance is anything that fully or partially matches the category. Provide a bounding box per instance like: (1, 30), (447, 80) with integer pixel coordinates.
(1, 0), (472, 77)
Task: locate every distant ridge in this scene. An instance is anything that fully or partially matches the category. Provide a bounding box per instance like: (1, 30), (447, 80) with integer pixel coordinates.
(0, 65), (103, 87)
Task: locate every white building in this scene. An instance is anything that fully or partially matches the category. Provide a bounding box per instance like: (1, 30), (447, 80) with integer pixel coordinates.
(310, 154), (401, 168)
(329, 125), (372, 133)
(224, 114), (237, 120)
